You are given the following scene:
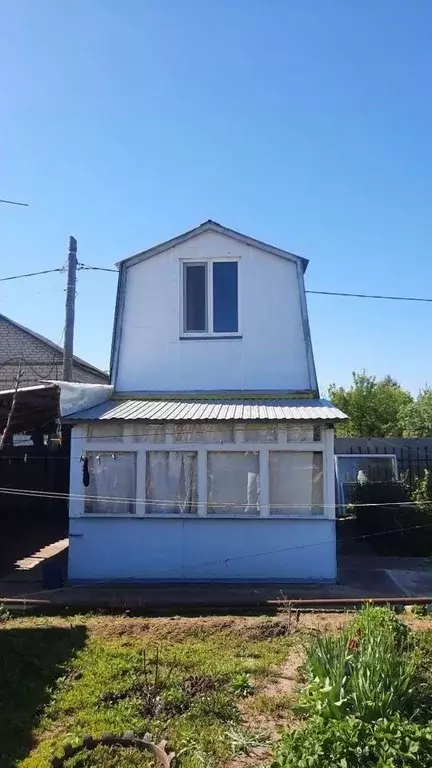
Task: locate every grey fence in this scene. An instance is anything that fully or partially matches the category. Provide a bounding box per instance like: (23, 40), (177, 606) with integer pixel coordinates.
(335, 438), (432, 491)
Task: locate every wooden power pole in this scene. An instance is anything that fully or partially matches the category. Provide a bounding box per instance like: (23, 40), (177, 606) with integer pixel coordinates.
(62, 236), (77, 382)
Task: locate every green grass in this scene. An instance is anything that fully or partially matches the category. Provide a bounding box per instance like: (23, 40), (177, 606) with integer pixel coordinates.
(4, 612), (432, 768)
(0, 615), (294, 768)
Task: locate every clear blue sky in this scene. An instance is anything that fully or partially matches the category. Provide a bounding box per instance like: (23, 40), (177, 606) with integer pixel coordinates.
(1, 0), (432, 394)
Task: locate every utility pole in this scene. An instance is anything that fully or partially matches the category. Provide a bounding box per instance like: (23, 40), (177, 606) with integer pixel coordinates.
(62, 236), (77, 381)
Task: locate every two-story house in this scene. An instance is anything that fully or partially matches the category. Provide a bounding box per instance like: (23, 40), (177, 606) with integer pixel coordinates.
(66, 221), (347, 582)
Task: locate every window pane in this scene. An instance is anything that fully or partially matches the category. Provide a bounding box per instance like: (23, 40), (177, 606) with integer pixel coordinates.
(173, 423), (234, 443)
(270, 452), (323, 515)
(213, 262), (238, 332)
(207, 451), (259, 514)
(146, 451), (197, 514)
(85, 452), (136, 514)
(87, 423), (123, 442)
(125, 423), (166, 443)
(286, 425), (314, 442)
(243, 424), (277, 442)
(184, 264), (207, 332)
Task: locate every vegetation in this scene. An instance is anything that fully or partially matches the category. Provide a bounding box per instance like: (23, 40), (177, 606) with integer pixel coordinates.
(275, 606), (432, 768)
(273, 715), (432, 768)
(0, 615), (293, 768)
(349, 479), (432, 555)
(328, 372), (413, 438)
(328, 371), (432, 438)
(3, 609), (432, 768)
(298, 606), (423, 722)
(399, 388), (432, 438)
(350, 478), (432, 555)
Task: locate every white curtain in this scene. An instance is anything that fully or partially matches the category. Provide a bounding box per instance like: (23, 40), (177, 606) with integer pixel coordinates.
(85, 452), (136, 514)
(146, 451), (197, 514)
(269, 451), (323, 515)
(207, 451), (260, 515)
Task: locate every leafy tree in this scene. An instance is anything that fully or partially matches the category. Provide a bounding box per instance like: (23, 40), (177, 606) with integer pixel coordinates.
(328, 372), (413, 437)
(399, 388), (432, 437)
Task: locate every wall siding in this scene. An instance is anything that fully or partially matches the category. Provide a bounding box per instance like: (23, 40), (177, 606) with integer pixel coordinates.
(115, 231), (312, 392)
(69, 517), (336, 582)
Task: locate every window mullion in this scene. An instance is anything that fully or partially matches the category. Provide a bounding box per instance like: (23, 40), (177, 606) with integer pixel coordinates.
(208, 261), (213, 333)
(259, 449), (270, 517)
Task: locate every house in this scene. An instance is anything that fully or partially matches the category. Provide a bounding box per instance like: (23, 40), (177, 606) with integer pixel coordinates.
(66, 221), (347, 582)
(0, 313), (108, 389)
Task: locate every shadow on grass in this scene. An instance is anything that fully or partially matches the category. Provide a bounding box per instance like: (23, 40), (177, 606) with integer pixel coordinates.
(0, 623), (86, 768)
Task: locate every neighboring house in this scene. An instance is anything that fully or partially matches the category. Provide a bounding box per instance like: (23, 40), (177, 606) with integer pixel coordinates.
(67, 220), (347, 583)
(0, 313), (108, 388)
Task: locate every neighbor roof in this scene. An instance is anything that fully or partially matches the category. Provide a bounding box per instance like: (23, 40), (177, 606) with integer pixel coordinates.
(0, 313), (108, 380)
(66, 397), (347, 422)
(117, 220), (309, 272)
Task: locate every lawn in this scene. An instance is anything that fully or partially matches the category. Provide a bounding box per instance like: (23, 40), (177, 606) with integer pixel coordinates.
(1, 610), (432, 768)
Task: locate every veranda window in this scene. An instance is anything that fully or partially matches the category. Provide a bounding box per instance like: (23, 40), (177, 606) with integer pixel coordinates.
(84, 452), (136, 514)
(146, 451), (198, 514)
(207, 451), (260, 514)
(270, 451), (323, 515)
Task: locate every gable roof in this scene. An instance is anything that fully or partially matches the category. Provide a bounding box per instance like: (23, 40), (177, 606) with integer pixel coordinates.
(118, 220), (309, 272)
(0, 313), (108, 380)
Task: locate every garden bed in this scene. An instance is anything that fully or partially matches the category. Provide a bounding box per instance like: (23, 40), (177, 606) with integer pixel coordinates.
(1, 611), (432, 768)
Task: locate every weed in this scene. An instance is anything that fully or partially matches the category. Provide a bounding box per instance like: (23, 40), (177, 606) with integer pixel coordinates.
(0, 603), (11, 622)
(226, 727), (270, 756)
(231, 672), (255, 697)
(252, 692), (293, 717)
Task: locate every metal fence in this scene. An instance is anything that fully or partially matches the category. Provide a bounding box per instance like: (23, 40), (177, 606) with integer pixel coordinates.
(334, 438), (432, 491)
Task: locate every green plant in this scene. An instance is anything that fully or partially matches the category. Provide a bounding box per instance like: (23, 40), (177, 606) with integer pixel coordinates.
(412, 470), (432, 515)
(0, 604), (11, 622)
(272, 715), (432, 768)
(226, 727), (270, 756)
(351, 480), (432, 556)
(298, 606), (425, 722)
(231, 672), (255, 697)
(411, 604), (429, 618)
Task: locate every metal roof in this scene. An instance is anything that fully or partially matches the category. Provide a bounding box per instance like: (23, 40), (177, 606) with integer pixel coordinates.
(117, 220), (309, 272)
(67, 397), (347, 422)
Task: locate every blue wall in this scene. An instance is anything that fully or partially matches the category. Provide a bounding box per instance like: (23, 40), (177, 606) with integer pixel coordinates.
(68, 517), (336, 582)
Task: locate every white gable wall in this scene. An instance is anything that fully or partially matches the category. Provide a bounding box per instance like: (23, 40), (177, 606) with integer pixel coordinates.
(115, 231), (313, 392)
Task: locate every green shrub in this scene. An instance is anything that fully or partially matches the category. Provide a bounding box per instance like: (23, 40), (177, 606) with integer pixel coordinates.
(298, 605), (425, 722)
(272, 715), (432, 768)
(351, 480), (432, 556)
(412, 470), (432, 515)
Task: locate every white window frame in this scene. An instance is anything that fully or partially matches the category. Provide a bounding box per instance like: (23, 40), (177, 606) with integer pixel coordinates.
(180, 257), (241, 338)
(70, 423), (334, 521)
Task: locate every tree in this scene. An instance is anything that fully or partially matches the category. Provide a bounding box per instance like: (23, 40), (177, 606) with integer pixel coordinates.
(399, 388), (432, 437)
(328, 372), (413, 437)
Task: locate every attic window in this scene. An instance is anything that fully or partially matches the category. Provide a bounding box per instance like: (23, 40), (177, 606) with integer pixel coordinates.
(182, 261), (238, 335)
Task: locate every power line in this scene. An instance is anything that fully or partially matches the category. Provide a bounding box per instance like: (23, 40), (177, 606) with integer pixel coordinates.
(0, 267), (64, 283)
(78, 263), (117, 273)
(0, 198), (28, 207)
(1, 263), (432, 304)
(306, 289), (432, 303)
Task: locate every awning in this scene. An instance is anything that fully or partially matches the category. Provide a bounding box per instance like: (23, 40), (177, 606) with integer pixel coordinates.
(65, 397), (348, 423)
